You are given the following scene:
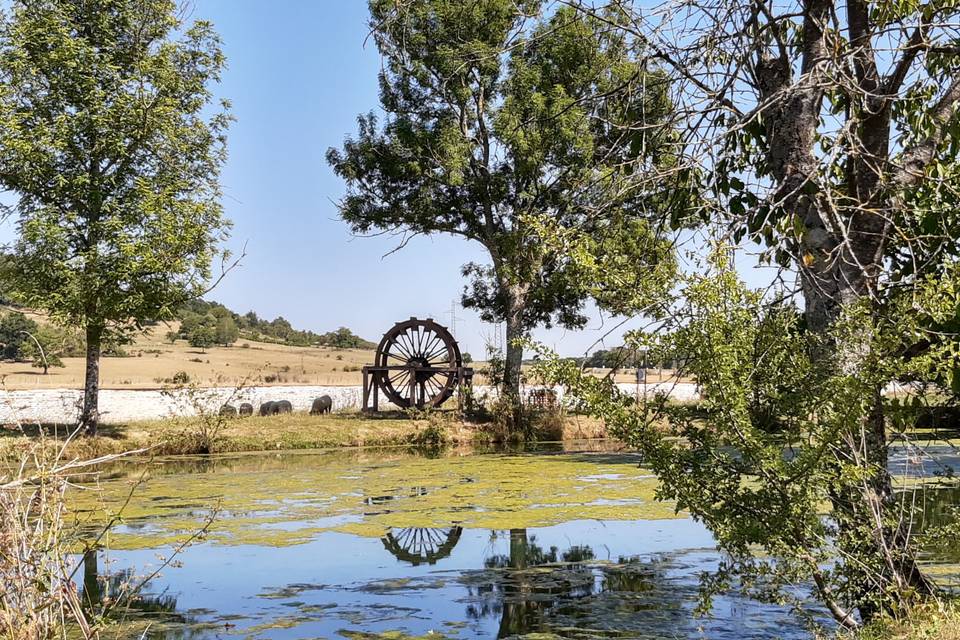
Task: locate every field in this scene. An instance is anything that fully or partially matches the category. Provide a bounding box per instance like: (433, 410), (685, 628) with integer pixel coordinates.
(0, 318), (376, 390)
(0, 310), (684, 390)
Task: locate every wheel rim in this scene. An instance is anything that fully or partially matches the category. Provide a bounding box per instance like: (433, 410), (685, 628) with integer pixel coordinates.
(374, 318), (462, 408)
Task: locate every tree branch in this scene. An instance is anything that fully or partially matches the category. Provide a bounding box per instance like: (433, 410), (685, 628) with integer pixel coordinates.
(895, 75), (960, 188)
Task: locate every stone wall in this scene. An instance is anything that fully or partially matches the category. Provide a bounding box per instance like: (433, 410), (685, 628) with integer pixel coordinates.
(0, 381), (702, 424)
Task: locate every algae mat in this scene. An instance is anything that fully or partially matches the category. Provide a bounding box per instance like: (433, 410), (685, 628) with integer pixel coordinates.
(73, 448), (680, 549)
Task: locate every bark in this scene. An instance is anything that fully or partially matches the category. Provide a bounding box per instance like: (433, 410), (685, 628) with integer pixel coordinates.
(750, 0), (937, 619)
(79, 325), (102, 436)
(502, 283), (527, 430)
(806, 275), (936, 619)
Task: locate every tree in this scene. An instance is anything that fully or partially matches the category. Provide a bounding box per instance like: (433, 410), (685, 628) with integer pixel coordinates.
(22, 324), (80, 373)
(0, 0), (232, 434)
(0, 311), (38, 360)
(542, 0), (960, 626)
(215, 315), (239, 346)
(327, 0), (680, 421)
(188, 324), (215, 352)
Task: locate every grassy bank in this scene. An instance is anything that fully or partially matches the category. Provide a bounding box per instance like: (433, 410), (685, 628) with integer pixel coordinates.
(850, 604), (960, 640)
(0, 410), (609, 460)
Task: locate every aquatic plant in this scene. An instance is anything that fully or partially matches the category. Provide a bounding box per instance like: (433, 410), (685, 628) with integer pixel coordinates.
(70, 449), (677, 549)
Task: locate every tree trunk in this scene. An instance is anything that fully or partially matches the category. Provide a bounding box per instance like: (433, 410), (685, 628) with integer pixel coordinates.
(802, 255), (935, 620)
(79, 325), (102, 436)
(502, 284), (527, 430)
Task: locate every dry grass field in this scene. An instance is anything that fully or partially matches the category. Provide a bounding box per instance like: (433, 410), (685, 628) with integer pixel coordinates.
(0, 310), (684, 390)
(0, 320), (376, 390)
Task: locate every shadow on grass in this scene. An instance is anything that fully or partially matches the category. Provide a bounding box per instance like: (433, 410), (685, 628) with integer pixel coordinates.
(0, 422), (127, 441)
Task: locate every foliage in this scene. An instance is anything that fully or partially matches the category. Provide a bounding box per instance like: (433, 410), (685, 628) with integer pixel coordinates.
(536, 252), (960, 627)
(854, 603), (960, 640)
(162, 373), (255, 454)
(541, 0), (960, 625)
(0, 311), (38, 360)
(23, 324), (85, 371)
(0, 0), (232, 433)
(215, 316), (239, 346)
(187, 324), (216, 351)
(584, 346), (647, 370)
(177, 299), (376, 349)
(328, 0), (683, 406)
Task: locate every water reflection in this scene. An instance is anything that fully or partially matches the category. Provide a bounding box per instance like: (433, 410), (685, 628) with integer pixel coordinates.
(65, 442), (960, 639)
(79, 549), (180, 619)
(467, 529), (596, 636)
(909, 485), (960, 564)
(381, 526), (464, 565)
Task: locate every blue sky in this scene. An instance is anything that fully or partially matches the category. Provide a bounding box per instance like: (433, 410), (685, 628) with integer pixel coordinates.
(0, 1), (780, 358)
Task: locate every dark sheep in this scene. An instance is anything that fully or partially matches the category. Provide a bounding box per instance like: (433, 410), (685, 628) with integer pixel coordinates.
(259, 401), (276, 416)
(310, 395), (333, 415)
(275, 400), (293, 414)
(238, 403), (254, 417)
(219, 404), (238, 417)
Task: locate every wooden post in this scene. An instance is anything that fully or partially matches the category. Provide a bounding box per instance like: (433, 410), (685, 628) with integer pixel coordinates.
(362, 367), (370, 412)
(408, 370), (417, 408)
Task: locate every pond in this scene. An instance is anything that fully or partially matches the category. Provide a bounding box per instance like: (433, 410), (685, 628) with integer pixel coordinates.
(73, 442), (959, 639)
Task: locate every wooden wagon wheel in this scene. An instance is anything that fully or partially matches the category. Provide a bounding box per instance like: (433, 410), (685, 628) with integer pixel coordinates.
(374, 318), (462, 409)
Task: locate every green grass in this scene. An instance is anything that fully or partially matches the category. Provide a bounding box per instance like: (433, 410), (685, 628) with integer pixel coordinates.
(848, 603), (960, 640)
(0, 410), (609, 460)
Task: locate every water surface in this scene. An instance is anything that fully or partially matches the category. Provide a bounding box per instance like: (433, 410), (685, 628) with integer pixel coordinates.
(74, 442), (958, 639)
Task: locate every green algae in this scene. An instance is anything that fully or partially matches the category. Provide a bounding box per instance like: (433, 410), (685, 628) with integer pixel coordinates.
(68, 448), (680, 549)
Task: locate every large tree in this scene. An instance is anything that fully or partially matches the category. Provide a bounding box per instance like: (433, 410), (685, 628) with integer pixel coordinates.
(0, 0), (231, 434)
(327, 0), (681, 415)
(545, 0), (960, 626)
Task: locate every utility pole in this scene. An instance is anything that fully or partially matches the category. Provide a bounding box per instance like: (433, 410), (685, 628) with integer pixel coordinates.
(449, 299), (461, 339)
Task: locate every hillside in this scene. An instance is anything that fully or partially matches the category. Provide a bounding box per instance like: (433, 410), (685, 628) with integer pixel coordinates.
(0, 305), (681, 390)
(0, 319), (377, 390)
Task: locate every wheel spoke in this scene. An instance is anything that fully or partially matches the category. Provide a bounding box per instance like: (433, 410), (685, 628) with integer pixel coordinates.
(417, 329), (436, 358)
(420, 334), (443, 359)
(389, 370), (410, 390)
(398, 331), (416, 359)
(424, 344), (451, 364)
(391, 338), (414, 361)
(413, 327), (426, 357)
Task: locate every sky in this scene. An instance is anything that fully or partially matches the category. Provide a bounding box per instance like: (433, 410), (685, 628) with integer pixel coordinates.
(0, 0), (781, 358)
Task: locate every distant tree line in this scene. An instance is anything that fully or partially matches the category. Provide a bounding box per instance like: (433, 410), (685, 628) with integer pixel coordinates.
(173, 299), (376, 350)
(0, 310), (124, 373)
(531, 347), (680, 371)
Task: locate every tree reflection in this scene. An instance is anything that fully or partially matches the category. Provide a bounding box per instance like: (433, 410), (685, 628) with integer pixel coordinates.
(461, 532), (711, 638)
(910, 485), (960, 563)
(79, 550), (181, 619)
(465, 529), (595, 637)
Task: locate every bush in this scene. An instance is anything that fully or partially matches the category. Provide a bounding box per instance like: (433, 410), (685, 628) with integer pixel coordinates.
(407, 410), (452, 449)
(171, 370), (190, 384)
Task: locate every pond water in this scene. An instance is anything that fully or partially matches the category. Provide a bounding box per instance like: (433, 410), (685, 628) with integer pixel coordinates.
(73, 442), (959, 640)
